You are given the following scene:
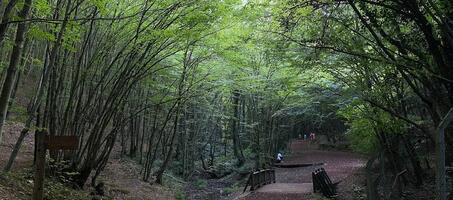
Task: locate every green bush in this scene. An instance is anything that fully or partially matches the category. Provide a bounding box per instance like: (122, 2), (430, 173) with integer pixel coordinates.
(345, 117), (378, 154)
(338, 101), (406, 155)
(0, 169), (89, 200)
(194, 179), (207, 190)
(9, 104), (28, 122)
(175, 190), (186, 200)
(223, 186), (236, 195)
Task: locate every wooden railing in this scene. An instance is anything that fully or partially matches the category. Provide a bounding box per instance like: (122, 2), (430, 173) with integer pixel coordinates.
(312, 168), (339, 198)
(243, 169), (276, 192)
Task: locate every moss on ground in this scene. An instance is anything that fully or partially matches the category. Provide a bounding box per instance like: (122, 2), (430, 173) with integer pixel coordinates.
(163, 172), (187, 200)
(0, 168), (89, 200)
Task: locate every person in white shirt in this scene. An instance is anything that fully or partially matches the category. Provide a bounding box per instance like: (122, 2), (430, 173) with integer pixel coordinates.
(276, 152), (283, 163)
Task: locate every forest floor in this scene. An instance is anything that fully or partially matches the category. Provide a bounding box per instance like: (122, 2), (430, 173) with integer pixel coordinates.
(95, 156), (177, 200)
(0, 122), (178, 200)
(0, 123), (367, 200)
(239, 139), (367, 200)
(184, 174), (241, 200)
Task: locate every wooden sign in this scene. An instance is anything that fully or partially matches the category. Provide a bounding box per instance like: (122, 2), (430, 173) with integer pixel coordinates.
(33, 131), (79, 200)
(33, 130), (46, 200)
(44, 135), (79, 150)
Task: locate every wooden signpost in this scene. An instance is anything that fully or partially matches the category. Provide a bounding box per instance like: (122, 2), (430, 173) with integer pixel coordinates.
(45, 135), (79, 150)
(33, 130), (79, 200)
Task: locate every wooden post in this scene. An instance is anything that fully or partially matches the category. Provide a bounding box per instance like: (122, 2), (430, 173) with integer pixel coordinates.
(436, 108), (453, 200)
(260, 172), (264, 186)
(265, 170), (268, 184)
(312, 172), (317, 192)
(31, 130), (78, 199)
(272, 169), (275, 183)
(251, 173), (254, 191)
(33, 130), (46, 200)
(259, 171), (262, 186)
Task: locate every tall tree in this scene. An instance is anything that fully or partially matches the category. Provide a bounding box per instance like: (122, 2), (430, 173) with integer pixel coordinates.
(0, 0), (32, 145)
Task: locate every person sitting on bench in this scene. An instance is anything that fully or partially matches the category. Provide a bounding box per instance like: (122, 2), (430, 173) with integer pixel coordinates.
(276, 152), (283, 163)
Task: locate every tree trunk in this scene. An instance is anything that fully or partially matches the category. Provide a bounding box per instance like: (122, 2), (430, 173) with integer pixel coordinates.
(365, 156), (378, 200)
(154, 111), (180, 184)
(0, 0), (18, 44)
(231, 90), (245, 166)
(436, 108), (453, 200)
(0, 0), (32, 145)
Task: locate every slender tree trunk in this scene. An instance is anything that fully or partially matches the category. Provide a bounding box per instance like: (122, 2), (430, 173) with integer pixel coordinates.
(366, 156), (379, 200)
(231, 90), (245, 166)
(4, 48), (50, 171)
(0, 1), (3, 17)
(0, 0), (18, 44)
(154, 111), (179, 184)
(0, 0), (32, 145)
(139, 112), (146, 164)
(6, 37), (31, 120)
(129, 116), (135, 157)
(436, 108), (453, 200)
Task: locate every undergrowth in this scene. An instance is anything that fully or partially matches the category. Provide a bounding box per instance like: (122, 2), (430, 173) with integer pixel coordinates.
(0, 168), (88, 200)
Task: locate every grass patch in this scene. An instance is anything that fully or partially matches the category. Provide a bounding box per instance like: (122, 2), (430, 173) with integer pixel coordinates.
(0, 168), (89, 200)
(8, 103), (28, 122)
(223, 186), (236, 195)
(194, 179), (207, 190)
(163, 172), (187, 200)
(109, 187), (130, 194)
(175, 190), (186, 200)
(222, 182), (241, 196)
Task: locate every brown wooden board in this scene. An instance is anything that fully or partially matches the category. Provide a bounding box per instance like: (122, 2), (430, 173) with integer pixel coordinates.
(45, 135), (79, 150)
(245, 169), (275, 192)
(274, 162), (324, 168)
(312, 168), (340, 198)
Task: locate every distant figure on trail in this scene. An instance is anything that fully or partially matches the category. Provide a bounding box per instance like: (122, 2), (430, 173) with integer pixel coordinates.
(276, 152), (284, 163)
(310, 132), (316, 141)
(304, 133), (307, 140)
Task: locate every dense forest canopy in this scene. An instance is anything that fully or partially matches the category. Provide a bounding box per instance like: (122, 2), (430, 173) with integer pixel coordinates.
(0, 0), (452, 199)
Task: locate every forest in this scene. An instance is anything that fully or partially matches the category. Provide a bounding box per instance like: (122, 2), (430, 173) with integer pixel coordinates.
(0, 0), (452, 199)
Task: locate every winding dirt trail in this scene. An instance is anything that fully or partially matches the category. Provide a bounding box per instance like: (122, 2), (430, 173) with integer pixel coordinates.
(239, 140), (365, 200)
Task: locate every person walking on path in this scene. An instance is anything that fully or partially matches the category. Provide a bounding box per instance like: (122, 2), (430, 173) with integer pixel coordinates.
(309, 132), (316, 143)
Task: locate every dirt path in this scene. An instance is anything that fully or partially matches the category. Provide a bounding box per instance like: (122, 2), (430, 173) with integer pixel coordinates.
(241, 139), (366, 200)
(96, 158), (176, 200)
(275, 140), (365, 184)
(0, 122), (34, 171)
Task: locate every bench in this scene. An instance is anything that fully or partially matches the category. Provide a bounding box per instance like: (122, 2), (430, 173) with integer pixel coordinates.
(312, 168), (340, 197)
(243, 169), (276, 192)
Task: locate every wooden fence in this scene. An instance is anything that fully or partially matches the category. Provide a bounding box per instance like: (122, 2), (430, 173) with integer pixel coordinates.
(243, 169), (276, 192)
(312, 168), (339, 197)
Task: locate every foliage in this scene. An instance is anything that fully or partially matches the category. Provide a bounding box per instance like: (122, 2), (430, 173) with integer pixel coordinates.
(338, 102), (379, 154)
(1, 0), (451, 198)
(175, 190), (186, 200)
(8, 104), (28, 123)
(0, 170), (88, 200)
(222, 186), (237, 195)
(194, 179), (208, 190)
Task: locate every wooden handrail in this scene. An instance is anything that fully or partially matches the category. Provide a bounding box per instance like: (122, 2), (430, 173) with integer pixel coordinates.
(243, 169), (276, 192)
(312, 168), (340, 197)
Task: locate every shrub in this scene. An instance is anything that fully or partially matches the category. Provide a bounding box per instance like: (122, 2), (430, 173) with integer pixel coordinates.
(194, 179), (207, 190)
